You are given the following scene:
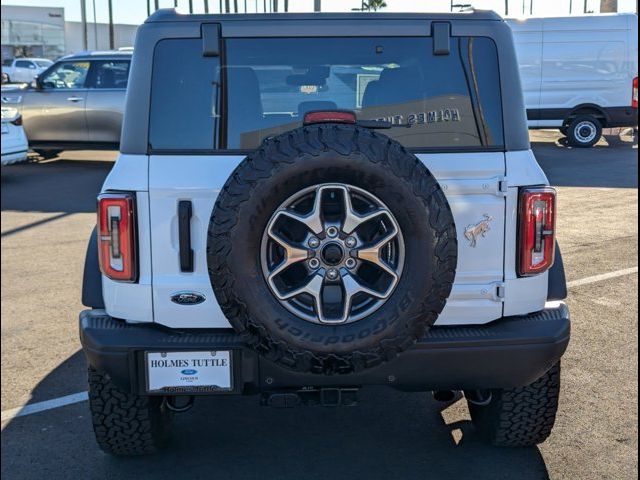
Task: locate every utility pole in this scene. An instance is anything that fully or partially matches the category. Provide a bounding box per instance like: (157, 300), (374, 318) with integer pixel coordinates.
(147, 0), (151, 17)
(505, 0), (509, 15)
(274, 0), (278, 12)
(80, 0), (88, 50)
(234, 0), (238, 12)
(225, 0), (230, 13)
(92, 0), (98, 50)
(205, 0), (209, 13)
(154, 0), (159, 11)
(314, 0), (321, 12)
(189, 0), (193, 13)
(108, 0), (114, 50)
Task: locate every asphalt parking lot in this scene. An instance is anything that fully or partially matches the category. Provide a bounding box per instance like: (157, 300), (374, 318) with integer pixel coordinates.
(1, 132), (637, 480)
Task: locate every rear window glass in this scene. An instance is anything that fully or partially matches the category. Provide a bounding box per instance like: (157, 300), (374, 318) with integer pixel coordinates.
(150, 39), (220, 150)
(149, 36), (503, 152)
(225, 37), (503, 150)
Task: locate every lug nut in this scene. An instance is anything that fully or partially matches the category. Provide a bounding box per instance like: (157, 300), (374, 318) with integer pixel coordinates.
(326, 226), (338, 238)
(308, 258), (320, 269)
(308, 237), (320, 248)
(326, 268), (339, 280)
(345, 258), (357, 269)
(345, 236), (357, 248)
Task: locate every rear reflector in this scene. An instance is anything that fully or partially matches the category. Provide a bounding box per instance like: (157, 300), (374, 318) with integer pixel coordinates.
(303, 110), (357, 126)
(633, 77), (638, 109)
(518, 187), (556, 276)
(97, 193), (137, 282)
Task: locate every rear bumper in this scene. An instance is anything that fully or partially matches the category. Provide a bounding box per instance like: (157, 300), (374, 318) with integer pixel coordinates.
(79, 303), (570, 395)
(1, 149), (28, 165)
(605, 106), (638, 128)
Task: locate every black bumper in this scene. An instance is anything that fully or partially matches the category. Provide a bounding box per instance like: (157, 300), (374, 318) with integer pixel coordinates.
(604, 106), (638, 128)
(79, 304), (570, 395)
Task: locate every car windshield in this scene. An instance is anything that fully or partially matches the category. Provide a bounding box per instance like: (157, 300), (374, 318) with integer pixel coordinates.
(35, 60), (53, 68)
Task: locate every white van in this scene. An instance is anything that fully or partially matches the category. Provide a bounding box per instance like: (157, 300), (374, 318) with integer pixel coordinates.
(508, 14), (638, 147)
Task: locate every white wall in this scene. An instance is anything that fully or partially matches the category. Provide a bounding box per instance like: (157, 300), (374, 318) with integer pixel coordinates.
(64, 21), (138, 55)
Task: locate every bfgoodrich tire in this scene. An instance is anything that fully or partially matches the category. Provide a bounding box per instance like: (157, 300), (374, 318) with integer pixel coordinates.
(208, 123), (457, 375)
(88, 367), (171, 455)
(465, 362), (561, 447)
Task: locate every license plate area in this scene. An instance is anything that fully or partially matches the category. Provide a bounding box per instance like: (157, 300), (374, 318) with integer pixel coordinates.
(145, 350), (233, 394)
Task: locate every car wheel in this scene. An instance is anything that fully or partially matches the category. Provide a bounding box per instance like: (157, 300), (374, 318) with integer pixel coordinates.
(208, 123), (458, 375)
(566, 115), (602, 148)
(88, 367), (172, 455)
(465, 362), (561, 447)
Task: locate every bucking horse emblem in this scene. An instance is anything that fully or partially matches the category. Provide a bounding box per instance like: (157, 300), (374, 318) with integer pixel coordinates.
(464, 214), (493, 248)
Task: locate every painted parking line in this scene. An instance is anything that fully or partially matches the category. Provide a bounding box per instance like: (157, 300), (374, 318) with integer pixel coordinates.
(1, 392), (88, 422)
(567, 267), (638, 289)
(1, 266), (637, 422)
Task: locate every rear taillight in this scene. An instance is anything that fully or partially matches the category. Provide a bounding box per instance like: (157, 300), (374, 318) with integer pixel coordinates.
(518, 187), (556, 277)
(10, 115), (22, 126)
(632, 77), (638, 109)
(97, 193), (137, 282)
(303, 110), (357, 125)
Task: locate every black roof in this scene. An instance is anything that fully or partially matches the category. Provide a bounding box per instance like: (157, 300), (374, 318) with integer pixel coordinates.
(146, 8), (503, 24)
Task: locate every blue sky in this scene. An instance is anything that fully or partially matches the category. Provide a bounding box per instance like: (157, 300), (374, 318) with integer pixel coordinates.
(3, 0), (637, 25)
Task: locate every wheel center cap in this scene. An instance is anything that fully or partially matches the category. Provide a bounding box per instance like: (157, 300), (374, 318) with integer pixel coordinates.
(321, 243), (344, 266)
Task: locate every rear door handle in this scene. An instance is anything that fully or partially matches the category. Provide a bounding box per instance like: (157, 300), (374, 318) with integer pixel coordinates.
(67, 96), (83, 102)
(178, 200), (194, 272)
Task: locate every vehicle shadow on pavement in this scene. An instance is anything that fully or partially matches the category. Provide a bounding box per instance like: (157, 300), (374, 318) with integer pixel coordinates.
(1, 159), (113, 214)
(1, 352), (550, 480)
(531, 137), (638, 189)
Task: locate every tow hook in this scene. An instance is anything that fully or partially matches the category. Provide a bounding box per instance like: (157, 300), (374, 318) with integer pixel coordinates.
(261, 387), (360, 408)
(164, 396), (195, 413)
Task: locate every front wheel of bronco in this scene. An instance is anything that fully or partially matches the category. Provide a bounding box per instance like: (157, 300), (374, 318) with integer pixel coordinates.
(88, 367), (172, 455)
(465, 362), (561, 447)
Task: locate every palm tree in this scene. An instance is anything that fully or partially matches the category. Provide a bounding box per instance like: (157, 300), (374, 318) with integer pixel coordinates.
(363, 0), (387, 11)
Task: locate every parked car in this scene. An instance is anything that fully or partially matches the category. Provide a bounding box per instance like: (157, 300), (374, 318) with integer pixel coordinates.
(80, 8), (570, 456)
(2, 58), (53, 84)
(0, 51), (131, 158)
(508, 13), (638, 147)
(1, 106), (28, 165)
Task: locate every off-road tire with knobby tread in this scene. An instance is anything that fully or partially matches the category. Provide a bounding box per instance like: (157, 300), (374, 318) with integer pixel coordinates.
(466, 362), (561, 447)
(208, 123), (457, 375)
(88, 367), (172, 455)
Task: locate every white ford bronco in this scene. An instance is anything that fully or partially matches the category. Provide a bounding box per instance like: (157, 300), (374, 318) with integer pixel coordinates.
(80, 9), (570, 455)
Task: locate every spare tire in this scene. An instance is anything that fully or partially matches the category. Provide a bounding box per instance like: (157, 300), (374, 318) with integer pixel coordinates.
(208, 123), (457, 374)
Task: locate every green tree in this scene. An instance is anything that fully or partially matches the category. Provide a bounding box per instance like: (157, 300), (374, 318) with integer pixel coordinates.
(363, 0), (387, 11)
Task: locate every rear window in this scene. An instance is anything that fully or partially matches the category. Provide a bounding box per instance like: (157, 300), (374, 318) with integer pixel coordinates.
(150, 36), (503, 152)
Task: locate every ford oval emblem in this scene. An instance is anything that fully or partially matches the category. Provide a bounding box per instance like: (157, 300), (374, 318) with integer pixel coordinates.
(171, 292), (206, 306)
(181, 369), (198, 375)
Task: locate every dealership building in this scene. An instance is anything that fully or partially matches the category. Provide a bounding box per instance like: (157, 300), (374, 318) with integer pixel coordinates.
(1, 5), (138, 61)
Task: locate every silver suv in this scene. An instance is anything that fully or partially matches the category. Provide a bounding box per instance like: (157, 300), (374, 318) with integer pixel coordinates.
(3, 51), (130, 158)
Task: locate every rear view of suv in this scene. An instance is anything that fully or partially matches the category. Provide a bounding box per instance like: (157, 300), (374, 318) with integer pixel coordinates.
(80, 9), (570, 455)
